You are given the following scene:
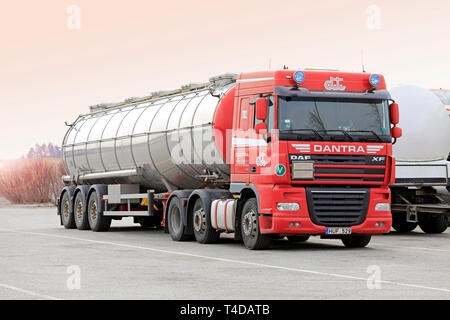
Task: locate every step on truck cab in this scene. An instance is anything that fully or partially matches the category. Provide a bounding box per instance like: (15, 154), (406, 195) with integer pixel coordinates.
(58, 69), (401, 249)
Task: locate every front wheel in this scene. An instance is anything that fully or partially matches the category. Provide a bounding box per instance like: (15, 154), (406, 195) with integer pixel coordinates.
(341, 235), (371, 248)
(240, 198), (272, 250)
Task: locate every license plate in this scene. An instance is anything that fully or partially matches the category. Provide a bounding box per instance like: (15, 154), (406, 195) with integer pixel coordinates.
(326, 227), (352, 235)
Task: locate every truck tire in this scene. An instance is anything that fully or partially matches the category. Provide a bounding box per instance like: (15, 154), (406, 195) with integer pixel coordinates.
(341, 235), (371, 248)
(241, 198), (272, 250)
(192, 198), (220, 244)
(392, 212), (417, 232)
(287, 235), (310, 243)
(87, 191), (111, 232)
(74, 192), (90, 230)
(167, 197), (191, 241)
(418, 213), (448, 234)
(60, 191), (76, 229)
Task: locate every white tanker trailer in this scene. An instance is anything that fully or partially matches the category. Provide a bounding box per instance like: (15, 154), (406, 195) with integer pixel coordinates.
(389, 86), (450, 233)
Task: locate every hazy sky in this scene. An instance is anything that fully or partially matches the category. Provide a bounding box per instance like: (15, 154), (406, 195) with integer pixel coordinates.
(1, 0), (449, 158)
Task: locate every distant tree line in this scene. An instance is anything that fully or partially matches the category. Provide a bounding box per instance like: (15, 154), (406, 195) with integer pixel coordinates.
(26, 143), (62, 159)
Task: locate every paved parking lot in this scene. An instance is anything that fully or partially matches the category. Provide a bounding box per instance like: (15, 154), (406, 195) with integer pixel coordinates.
(0, 205), (449, 300)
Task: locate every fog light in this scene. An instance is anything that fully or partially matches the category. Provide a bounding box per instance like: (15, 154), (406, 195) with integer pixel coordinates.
(295, 222), (301, 227)
(290, 222), (295, 227)
(375, 203), (390, 211)
(380, 222), (385, 227)
(375, 222), (380, 227)
(277, 202), (300, 211)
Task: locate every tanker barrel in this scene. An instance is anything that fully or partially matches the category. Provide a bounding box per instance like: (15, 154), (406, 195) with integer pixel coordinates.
(62, 75), (237, 192)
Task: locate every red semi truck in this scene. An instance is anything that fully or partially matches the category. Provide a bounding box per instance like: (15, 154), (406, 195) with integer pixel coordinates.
(58, 69), (401, 249)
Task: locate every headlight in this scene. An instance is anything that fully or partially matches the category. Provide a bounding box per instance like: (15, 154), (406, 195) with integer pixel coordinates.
(277, 202), (300, 211)
(375, 203), (390, 211)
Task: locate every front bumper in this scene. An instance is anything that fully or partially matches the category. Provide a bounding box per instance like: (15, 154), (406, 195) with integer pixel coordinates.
(258, 185), (392, 235)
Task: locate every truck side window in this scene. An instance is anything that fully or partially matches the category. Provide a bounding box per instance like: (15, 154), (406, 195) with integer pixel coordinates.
(254, 96), (274, 134)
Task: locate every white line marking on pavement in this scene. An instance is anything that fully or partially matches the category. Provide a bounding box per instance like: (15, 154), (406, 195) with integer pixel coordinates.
(372, 244), (450, 253)
(0, 283), (61, 300)
(1, 228), (450, 294)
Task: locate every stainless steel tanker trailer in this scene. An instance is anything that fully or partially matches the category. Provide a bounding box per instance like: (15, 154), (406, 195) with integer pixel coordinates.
(389, 86), (450, 233)
(58, 73), (237, 234)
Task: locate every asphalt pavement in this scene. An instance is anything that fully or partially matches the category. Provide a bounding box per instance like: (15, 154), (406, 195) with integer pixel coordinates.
(0, 205), (449, 300)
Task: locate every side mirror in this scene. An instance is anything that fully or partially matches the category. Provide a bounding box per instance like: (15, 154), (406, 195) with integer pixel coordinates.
(255, 98), (268, 120)
(390, 103), (399, 125)
(392, 126), (402, 138)
(255, 122), (267, 135)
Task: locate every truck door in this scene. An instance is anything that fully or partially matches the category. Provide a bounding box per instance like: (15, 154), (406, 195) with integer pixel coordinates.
(232, 97), (253, 182)
(249, 96), (274, 180)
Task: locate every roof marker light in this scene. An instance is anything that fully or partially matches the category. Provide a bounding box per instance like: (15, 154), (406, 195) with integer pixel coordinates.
(293, 71), (305, 84)
(369, 74), (381, 87)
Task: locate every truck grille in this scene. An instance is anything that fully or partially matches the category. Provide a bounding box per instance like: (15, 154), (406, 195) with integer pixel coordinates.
(305, 188), (370, 227)
(290, 154), (386, 183)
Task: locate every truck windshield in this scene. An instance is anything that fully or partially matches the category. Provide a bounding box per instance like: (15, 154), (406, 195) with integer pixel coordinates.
(277, 97), (391, 142)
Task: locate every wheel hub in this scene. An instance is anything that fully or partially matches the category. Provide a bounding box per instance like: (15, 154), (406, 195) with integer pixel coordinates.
(91, 202), (97, 221)
(63, 200), (70, 218)
(193, 208), (205, 233)
(242, 209), (256, 238)
(76, 201), (83, 220)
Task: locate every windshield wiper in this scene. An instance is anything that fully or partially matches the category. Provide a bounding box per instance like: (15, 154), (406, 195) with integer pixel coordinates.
(347, 130), (383, 142)
(281, 128), (324, 140)
(317, 130), (354, 142)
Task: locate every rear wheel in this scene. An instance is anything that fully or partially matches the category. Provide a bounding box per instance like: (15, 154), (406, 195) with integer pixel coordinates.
(88, 191), (111, 232)
(167, 197), (191, 241)
(341, 235), (371, 248)
(418, 213), (448, 234)
(74, 192), (90, 230)
(61, 191), (76, 229)
(287, 235), (310, 243)
(392, 212), (417, 232)
(241, 198), (272, 250)
(192, 198), (219, 244)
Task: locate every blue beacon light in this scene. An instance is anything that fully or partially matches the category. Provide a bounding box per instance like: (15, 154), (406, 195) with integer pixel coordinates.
(293, 71), (305, 84)
(369, 74), (381, 87)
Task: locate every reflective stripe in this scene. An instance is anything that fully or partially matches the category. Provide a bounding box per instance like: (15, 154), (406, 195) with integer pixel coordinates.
(232, 137), (268, 147)
(237, 77), (274, 83)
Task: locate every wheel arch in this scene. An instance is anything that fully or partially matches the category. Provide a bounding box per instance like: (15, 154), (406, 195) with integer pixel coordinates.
(165, 190), (193, 229)
(186, 189), (232, 228)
